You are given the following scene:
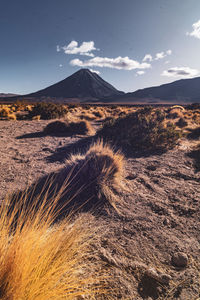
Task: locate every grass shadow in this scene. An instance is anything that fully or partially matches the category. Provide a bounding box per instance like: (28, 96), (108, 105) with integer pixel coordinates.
(16, 132), (45, 139)
(8, 162), (111, 226)
(186, 127), (200, 140)
(187, 147), (200, 172)
(46, 136), (97, 163)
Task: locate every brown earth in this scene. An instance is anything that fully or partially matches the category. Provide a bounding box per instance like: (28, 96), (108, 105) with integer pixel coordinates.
(0, 119), (199, 299)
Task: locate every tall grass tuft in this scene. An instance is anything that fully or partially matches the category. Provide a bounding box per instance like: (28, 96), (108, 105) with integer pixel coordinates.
(0, 185), (102, 299)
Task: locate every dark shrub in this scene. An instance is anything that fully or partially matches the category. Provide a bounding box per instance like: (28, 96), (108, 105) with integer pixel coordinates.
(186, 103), (200, 110)
(176, 117), (188, 128)
(43, 120), (94, 136)
(29, 103), (67, 120)
(98, 108), (181, 152)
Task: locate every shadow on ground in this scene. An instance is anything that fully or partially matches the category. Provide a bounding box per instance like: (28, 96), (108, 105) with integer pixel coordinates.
(46, 133), (166, 164)
(187, 147), (200, 172)
(186, 127), (200, 140)
(9, 161), (114, 226)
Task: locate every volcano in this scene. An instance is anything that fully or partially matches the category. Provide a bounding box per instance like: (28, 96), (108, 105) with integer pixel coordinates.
(26, 69), (124, 99)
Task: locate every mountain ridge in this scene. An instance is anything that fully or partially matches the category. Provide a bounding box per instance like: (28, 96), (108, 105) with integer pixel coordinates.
(25, 68), (124, 99)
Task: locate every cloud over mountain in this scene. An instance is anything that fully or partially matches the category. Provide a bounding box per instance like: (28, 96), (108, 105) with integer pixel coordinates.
(162, 67), (199, 78)
(70, 56), (151, 70)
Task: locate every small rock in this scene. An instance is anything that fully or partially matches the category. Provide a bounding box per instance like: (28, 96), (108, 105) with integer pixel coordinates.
(145, 268), (171, 285)
(171, 252), (188, 268)
(163, 218), (170, 226)
(160, 273), (172, 284)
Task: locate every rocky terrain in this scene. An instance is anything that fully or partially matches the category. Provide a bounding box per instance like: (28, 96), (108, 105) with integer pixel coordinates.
(0, 113), (199, 299)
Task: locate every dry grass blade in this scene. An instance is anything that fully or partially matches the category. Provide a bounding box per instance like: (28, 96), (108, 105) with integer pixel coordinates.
(0, 185), (104, 299)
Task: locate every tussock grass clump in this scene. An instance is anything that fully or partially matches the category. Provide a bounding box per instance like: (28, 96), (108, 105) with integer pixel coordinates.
(23, 141), (125, 216)
(79, 112), (97, 121)
(167, 108), (183, 119)
(0, 190), (103, 299)
(29, 103), (67, 120)
(43, 120), (95, 136)
(64, 140), (125, 212)
(98, 108), (181, 152)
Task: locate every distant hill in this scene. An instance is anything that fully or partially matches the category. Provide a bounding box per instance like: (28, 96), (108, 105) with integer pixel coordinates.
(110, 76), (200, 104)
(25, 69), (124, 99)
(0, 93), (18, 98)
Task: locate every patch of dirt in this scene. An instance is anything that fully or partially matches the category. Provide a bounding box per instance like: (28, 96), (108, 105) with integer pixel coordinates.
(0, 120), (199, 299)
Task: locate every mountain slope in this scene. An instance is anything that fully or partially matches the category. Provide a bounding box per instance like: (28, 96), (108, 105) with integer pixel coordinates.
(125, 76), (200, 103)
(26, 69), (124, 99)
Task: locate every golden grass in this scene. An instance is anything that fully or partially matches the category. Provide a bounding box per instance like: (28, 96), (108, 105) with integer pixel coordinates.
(6, 113), (17, 121)
(0, 185), (104, 299)
(66, 140), (125, 213)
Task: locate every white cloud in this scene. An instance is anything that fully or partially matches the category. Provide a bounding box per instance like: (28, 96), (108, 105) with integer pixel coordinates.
(137, 71), (145, 75)
(89, 68), (100, 75)
(166, 49), (172, 55)
(70, 56), (151, 70)
(143, 50), (172, 62)
(56, 45), (61, 52)
(155, 51), (165, 60)
(59, 64), (63, 67)
(187, 20), (200, 39)
(155, 50), (172, 60)
(143, 54), (153, 62)
(162, 67), (199, 78)
(61, 40), (98, 57)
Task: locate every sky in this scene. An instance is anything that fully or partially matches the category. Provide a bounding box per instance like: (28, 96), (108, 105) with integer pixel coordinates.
(1, 0), (200, 94)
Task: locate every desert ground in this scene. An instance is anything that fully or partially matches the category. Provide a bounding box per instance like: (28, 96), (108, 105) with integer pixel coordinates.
(0, 103), (199, 299)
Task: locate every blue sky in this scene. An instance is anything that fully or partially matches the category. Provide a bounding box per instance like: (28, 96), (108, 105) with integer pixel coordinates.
(1, 0), (200, 94)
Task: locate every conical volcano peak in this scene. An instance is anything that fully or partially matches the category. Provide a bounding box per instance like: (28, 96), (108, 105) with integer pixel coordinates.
(26, 68), (124, 99)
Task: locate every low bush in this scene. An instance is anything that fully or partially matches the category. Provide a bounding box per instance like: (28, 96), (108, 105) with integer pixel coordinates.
(98, 108), (181, 152)
(176, 117), (188, 128)
(6, 113), (17, 121)
(0, 106), (10, 117)
(43, 120), (95, 136)
(29, 103), (67, 120)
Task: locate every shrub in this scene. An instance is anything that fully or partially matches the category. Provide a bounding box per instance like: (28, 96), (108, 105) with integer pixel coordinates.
(0, 189), (103, 299)
(29, 103), (67, 120)
(79, 112), (96, 121)
(32, 115), (41, 120)
(186, 103), (200, 110)
(6, 113), (17, 121)
(98, 108), (181, 152)
(64, 140), (125, 212)
(43, 120), (95, 136)
(167, 108), (183, 119)
(176, 117), (188, 128)
(0, 106), (10, 117)
(22, 141), (125, 216)
(93, 110), (105, 119)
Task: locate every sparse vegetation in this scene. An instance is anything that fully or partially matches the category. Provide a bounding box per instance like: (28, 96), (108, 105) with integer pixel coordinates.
(176, 117), (188, 128)
(98, 108), (182, 152)
(0, 189), (104, 299)
(43, 119), (95, 136)
(0, 103), (199, 299)
(29, 103), (68, 120)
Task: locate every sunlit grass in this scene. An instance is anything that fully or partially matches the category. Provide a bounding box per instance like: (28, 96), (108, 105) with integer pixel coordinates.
(0, 184), (103, 299)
